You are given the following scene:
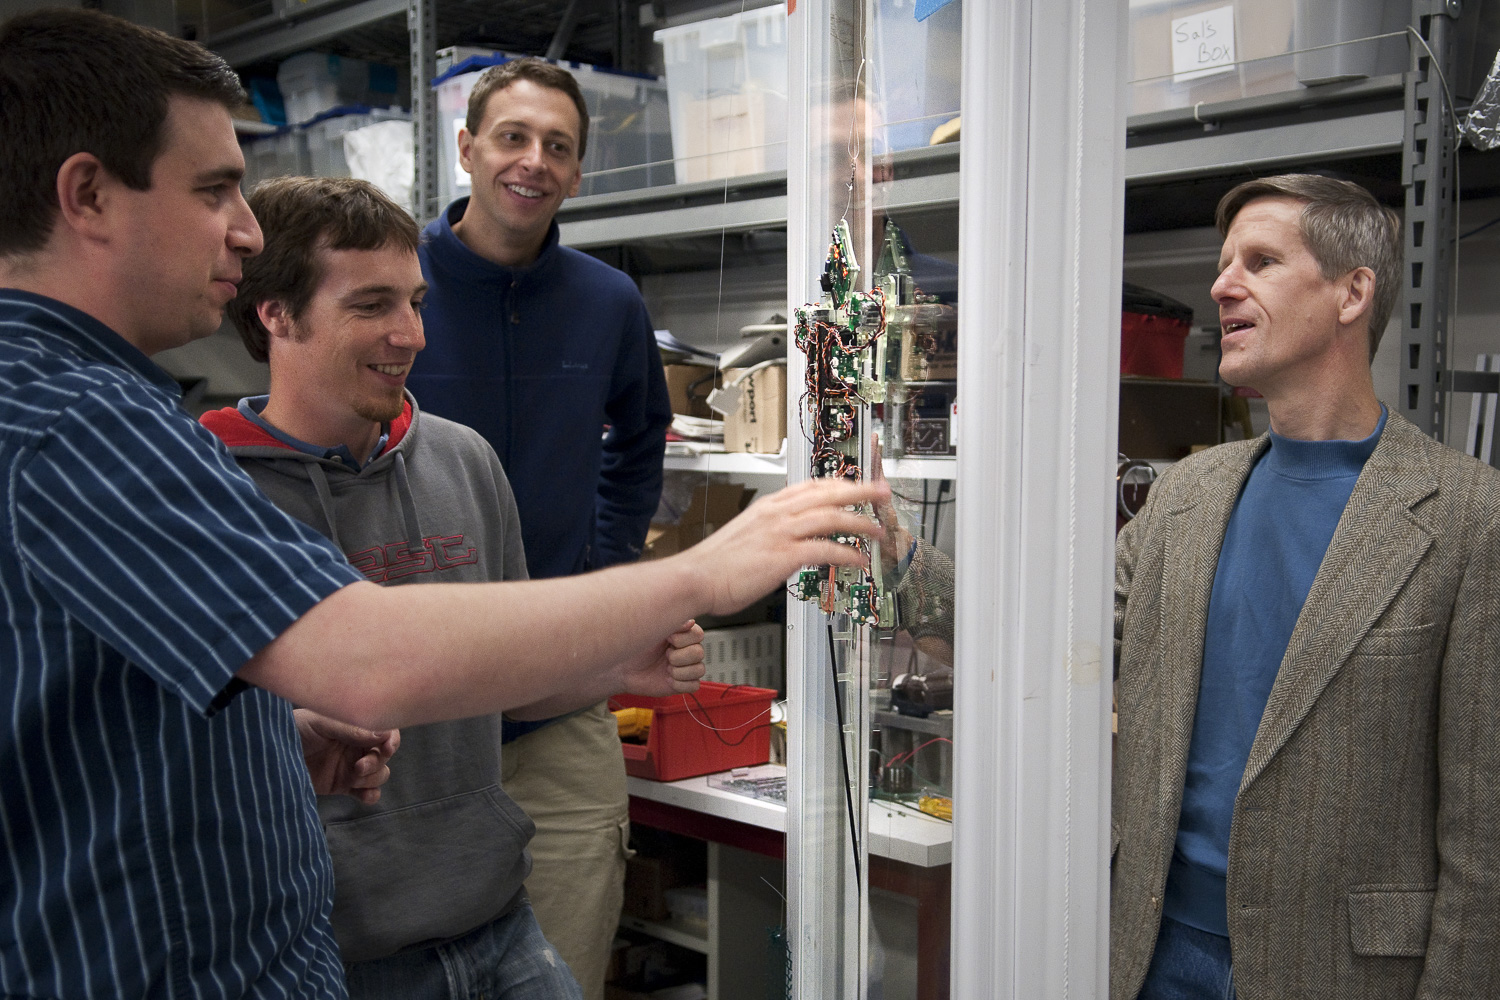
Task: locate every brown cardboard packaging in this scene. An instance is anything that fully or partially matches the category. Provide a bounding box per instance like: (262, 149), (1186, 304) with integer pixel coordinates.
(662, 363), (718, 419)
(641, 484), (755, 560)
(622, 855), (679, 921)
(721, 365), (787, 454)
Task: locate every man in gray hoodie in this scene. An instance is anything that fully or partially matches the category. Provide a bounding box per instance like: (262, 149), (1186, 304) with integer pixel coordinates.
(203, 176), (620, 998)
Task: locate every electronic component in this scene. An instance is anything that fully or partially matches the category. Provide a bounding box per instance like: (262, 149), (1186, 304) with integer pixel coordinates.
(708, 764), (788, 804)
(792, 221), (894, 627)
(891, 669), (954, 717)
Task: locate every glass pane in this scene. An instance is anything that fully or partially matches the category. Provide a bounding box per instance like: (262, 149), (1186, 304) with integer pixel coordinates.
(785, 1), (960, 996)
(865, 3), (960, 996)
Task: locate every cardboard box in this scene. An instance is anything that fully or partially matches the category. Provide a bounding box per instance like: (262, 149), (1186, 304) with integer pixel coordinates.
(721, 365), (786, 454)
(623, 855), (680, 921)
(663, 364), (717, 419)
(642, 484), (754, 560)
(1128, 0), (1299, 116)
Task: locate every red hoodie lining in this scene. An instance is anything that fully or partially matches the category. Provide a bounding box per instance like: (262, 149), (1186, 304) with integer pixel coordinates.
(200, 400), (412, 455)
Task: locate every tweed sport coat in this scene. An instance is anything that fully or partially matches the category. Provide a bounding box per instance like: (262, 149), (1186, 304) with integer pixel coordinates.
(1110, 412), (1500, 1000)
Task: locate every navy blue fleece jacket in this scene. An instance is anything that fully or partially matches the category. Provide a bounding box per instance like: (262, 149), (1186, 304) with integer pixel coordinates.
(411, 199), (671, 581)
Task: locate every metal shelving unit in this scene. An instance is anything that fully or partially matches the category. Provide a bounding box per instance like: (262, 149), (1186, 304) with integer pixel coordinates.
(202, 0), (1472, 437)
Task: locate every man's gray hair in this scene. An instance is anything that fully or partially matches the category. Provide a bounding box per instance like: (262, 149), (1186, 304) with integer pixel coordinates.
(1216, 174), (1402, 359)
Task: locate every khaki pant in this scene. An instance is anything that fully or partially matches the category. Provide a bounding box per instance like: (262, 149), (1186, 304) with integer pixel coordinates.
(502, 703), (629, 1000)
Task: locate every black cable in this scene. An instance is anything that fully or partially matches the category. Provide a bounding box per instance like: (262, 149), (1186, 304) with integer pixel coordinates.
(890, 488), (956, 506)
(921, 479), (932, 544)
(826, 622), (863, 885)
(929, 478), (950, 545)
(1460, 214), (1500, 241)
(684, 690), (776, 748)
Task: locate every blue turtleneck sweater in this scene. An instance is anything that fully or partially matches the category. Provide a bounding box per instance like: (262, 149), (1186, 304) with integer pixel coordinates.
(1163, 408), (1387, 936)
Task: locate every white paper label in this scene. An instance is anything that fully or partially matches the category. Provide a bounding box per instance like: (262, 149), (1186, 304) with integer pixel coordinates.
(1171, 6), (1236, 83)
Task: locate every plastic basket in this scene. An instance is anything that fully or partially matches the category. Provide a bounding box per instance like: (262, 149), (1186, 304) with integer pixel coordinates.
(1121, 283), (1193, 378)
(654, 5), (787, 182)
(615, 681), (776, 782)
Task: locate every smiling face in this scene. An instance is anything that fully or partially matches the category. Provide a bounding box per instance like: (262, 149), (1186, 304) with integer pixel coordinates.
(112, 96), (263, 353)
(1212, 196), (1351, 396)
(259, 243), (426, 456)
(455, 78), (583, 263)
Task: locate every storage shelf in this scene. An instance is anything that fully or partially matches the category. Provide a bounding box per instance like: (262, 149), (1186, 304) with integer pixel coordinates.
(558, 145), (960, 250)
(663, 452), (787, 475)
(206, 0), (617, 70)
(558, 78), (1409, 250)
(626, 771), (952, 868)
(663, 452), (956, 480)
(883, 457), (956, 481)
(618, 913), (710, 954)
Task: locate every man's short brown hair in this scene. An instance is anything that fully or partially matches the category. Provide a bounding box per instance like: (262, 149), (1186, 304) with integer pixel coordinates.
(1216, 173), (1402, 359)
(228, 177), (421, 362)
(0, 8), (245, 258)
(465, 57), (590, 160)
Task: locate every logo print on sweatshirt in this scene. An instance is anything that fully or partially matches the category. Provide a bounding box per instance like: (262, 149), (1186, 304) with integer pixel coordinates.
(346, 534), (479, 583)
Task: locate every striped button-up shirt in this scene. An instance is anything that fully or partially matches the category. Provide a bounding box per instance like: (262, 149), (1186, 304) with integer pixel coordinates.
(0, 290), (365, 998)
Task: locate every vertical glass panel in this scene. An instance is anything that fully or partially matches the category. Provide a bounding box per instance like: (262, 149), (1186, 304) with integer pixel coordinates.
(866, 4), (959, 999)
(787, 1), (960, 997)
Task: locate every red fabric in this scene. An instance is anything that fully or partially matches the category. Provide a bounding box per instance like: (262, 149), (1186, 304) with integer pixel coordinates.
(199, 399), (414, 452)
(381, 402), (412, 453)
(1121, 311), (1190, 378)
(199, 407), (290, 449)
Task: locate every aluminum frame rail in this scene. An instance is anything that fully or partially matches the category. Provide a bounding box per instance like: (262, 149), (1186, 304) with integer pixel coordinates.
(785, 0), (868, 995)
(1401, 0), (1464, 437)
(409, 0), (439, 222)
(950, 0), (1123, 996)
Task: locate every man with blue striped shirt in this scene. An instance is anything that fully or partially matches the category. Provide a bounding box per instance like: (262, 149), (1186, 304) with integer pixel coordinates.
(0, 11), (884, 998)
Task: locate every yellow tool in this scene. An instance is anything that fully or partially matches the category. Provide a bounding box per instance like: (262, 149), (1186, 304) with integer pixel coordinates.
(917, 795), (952, 821)
(613, 706), (653, 741)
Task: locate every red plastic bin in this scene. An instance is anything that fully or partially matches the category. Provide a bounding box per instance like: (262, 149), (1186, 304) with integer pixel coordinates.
(614, 681), (776, 782)
(1121, 282), (1194, 378)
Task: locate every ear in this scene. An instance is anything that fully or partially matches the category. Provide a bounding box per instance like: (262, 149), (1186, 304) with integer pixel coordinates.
(1338, 266), (1375, 328)
(456, 127), (474, 174)
(566, 162), (582, 199)
(53, 152), (114, 242)
(257, 299), (295, 342)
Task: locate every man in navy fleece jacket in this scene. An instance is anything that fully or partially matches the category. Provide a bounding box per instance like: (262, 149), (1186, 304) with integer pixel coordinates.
(406, 56), (670, 999)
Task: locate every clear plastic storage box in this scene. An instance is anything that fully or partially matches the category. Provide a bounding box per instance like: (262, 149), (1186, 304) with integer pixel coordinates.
(302, 107), (410, 178)
(432, 55), (675, 207)
(241, 128), (308, 195)
(1128, 0), (1409, 117)
(654, 5), (788, 183)
(240, 107), (409, 195)
(277, 51), (402, 125)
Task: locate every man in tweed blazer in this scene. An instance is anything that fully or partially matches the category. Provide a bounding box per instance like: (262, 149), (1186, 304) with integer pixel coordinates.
(1112, 174), (1500, 999)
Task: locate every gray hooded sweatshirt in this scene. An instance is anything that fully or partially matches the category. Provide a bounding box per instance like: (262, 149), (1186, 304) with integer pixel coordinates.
(201, 392), (534, 963)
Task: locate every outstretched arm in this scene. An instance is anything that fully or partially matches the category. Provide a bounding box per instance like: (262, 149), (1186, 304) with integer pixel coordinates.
(240, 477), (888, 731)
(506, 620), (706, 721)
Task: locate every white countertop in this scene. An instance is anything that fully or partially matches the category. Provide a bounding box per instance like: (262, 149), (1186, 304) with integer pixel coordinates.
(627, 767), (952, 868)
